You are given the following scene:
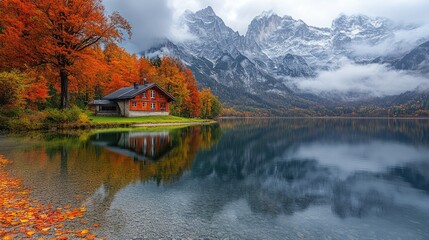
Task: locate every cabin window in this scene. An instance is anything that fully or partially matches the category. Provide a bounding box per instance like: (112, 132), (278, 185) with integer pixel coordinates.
(160, 94), (164, 99)
(151, 90), (156, 98)
(142, 102), (147, 107)
(151, 103), (156, 109)
(142, 92), (146, 98)
(100, 106), (116, 111)
(132, 101), (137, 107)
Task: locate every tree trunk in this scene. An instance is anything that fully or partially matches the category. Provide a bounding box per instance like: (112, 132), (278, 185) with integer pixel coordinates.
(60, 68), (68, 109)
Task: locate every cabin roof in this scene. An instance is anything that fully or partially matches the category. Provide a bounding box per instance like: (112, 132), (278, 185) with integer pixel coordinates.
(102, 83), (175, 101)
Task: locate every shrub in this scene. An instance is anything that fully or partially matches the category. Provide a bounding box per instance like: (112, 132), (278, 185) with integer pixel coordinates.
(0, 108), (23, 129)
(43, 106), (89, 128)
(4, 110), (45, 130)
(44, 108), (68, 125)
(1, 105), (90, 130)
(0, 115), (10, 129)
(0, 71), (26, 109)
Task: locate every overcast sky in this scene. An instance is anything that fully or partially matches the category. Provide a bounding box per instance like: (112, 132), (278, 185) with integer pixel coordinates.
(103, 0), (429, 51)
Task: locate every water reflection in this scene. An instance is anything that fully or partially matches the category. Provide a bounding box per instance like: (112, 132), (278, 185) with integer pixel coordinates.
(91, 131), (176, 161)
(1, 119), (429, 239)
(190, 119), (429, 220)
(1, 125), (221, 207)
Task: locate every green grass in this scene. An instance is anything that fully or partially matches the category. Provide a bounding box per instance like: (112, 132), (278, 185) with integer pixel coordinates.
(88, 115), (210, 124)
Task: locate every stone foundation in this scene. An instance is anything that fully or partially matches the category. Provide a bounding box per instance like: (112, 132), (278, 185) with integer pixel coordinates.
(126, 111), (169, 117)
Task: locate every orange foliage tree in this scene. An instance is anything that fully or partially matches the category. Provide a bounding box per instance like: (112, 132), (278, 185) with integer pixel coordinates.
(67, 45), (110, 105)
(152, 57), (206, 117)
(0, 0), (131, 109)
(103, 44), (140, 94)
(184, 69), (202, 117)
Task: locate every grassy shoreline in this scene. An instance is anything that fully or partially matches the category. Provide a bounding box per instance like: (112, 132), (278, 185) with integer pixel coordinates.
(0, 113), (215, 132)
(87, 115), (214, 128)
(89, 115), (209, 124)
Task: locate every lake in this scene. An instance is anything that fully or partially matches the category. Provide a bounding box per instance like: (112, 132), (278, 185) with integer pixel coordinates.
(1, 118), (429, 239)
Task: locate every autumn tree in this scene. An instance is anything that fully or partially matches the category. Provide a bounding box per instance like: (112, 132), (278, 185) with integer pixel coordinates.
(210, 94), (222, 119)
(155, 57), (189, 116)
(200, 88), (222, 119)
(138, 57), (157, 83)
(183, 69), (201, 118)
(21, 71), (50, 109)
(68, 45), (109, 105)
(103, 44), (140, 94)
(0, 0), (131, 109)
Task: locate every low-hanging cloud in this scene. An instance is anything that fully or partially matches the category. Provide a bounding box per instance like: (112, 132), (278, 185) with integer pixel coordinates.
(293, 59), (429, 99)
(351, 24), (429, 57)
(103, 0), (174, 52)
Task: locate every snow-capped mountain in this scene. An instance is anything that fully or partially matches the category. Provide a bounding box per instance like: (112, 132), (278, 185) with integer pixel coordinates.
(179, 7), (241, 62)
(331, 14), (394, 50)
(244, 11), (332, 69)
(144, 6), (429, 113)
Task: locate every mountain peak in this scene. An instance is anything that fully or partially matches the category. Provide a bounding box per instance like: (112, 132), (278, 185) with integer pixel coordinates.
(257, 10), (276, 19)
(195, 6), (216, 17)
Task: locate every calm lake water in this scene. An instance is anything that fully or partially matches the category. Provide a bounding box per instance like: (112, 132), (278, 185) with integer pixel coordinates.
(1, 118), (429, 239)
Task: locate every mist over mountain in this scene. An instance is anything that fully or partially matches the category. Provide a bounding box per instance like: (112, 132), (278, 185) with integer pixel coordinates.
(144, 6), (429, 115)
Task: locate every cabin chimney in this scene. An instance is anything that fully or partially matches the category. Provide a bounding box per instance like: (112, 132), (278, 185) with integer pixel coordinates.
(144, 78), (147, 85)
(134, 82), (138, 89)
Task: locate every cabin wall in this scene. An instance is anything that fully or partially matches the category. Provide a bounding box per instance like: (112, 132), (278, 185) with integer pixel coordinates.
(127, 88), (171, 117)
(117, 100), (130, 117)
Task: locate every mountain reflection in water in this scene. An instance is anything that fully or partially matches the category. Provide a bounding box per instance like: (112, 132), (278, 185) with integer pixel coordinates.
(190, 119), (429, 219)
(1, 118), (428, 239)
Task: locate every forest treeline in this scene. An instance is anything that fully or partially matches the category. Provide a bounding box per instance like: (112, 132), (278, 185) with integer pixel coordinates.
(0, 0), (221, 124)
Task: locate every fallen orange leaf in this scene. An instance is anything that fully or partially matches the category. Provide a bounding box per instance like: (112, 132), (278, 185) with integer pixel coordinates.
(86, 234), (96, 240)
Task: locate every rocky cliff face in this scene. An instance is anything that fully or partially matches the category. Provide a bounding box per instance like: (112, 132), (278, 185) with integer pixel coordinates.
(395, 40), (429, 73)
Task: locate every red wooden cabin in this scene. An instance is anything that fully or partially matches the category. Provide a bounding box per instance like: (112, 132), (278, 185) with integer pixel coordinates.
(90, 82), (175, 117)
